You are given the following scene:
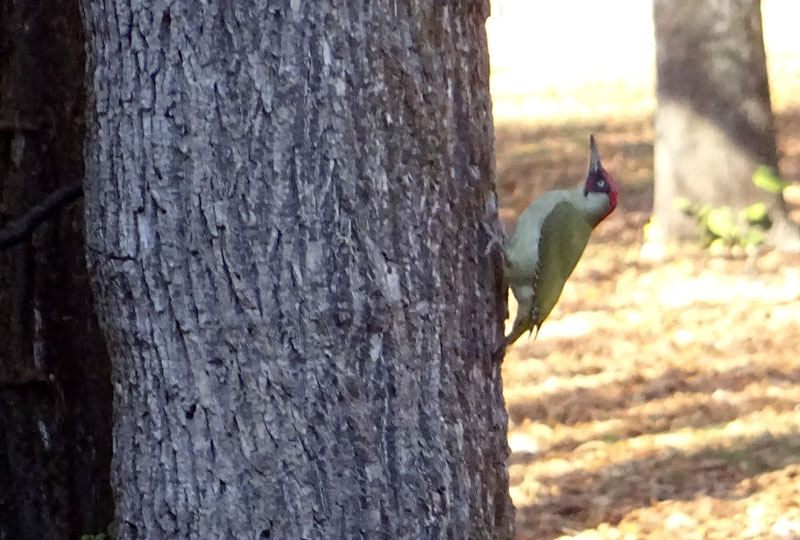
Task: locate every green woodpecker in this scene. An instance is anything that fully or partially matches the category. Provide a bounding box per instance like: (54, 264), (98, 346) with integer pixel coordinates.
(504, 135), (618, 346)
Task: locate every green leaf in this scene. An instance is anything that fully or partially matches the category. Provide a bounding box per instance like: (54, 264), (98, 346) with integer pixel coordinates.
(753, 165), (791, 194)
(673, 197), (695, 214)
(745, 227), (766, 247)
(740, 202), (768, 223)
(642, 216), (662, 243)
(706, 206), (735, 238)
(709, 237), (729, 251)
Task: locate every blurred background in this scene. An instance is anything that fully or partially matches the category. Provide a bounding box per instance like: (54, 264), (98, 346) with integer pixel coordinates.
(487, 1), (800, 539)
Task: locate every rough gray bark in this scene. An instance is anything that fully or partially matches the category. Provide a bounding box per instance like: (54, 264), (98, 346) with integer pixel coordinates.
(0, 1), (113, 539)
(653, 0), (800, 249)
(81, 1), (512, 539)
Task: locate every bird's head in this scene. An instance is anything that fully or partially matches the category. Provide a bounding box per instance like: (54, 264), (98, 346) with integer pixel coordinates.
(583, 134), (618, 221)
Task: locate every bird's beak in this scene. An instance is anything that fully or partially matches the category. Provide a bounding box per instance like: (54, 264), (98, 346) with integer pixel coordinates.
(589, 134), (602, 173)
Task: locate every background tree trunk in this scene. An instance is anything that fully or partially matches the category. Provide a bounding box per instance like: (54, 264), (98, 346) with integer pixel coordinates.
(652, 0), (800, 249)
(0, 1), (113, 539)
(81, 1), (512, 539)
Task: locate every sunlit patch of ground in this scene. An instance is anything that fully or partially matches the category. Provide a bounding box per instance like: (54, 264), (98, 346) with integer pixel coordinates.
(503, 231), (800, 540)
(491, 3), (800, 536)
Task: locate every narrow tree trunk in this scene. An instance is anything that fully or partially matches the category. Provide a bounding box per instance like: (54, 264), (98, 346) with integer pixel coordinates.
(653, 0), (800, 249)
(0, 2), (113, 539)
(81, 1), (512, 539)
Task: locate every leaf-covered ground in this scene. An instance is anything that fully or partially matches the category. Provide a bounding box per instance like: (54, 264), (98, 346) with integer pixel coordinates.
(497, 115), (800, 540)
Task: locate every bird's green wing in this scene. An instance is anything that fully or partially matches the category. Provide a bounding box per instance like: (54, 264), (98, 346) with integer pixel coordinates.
(531, 200), (594, 327)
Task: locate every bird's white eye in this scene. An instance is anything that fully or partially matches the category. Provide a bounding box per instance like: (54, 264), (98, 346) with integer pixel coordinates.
(596, 179), (606, 188)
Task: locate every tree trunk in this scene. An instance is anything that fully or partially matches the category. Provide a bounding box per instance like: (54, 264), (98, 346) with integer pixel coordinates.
(0, 2), (113, 539)
(653, 0), (800, 249)
(81, 1), (512, 539)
